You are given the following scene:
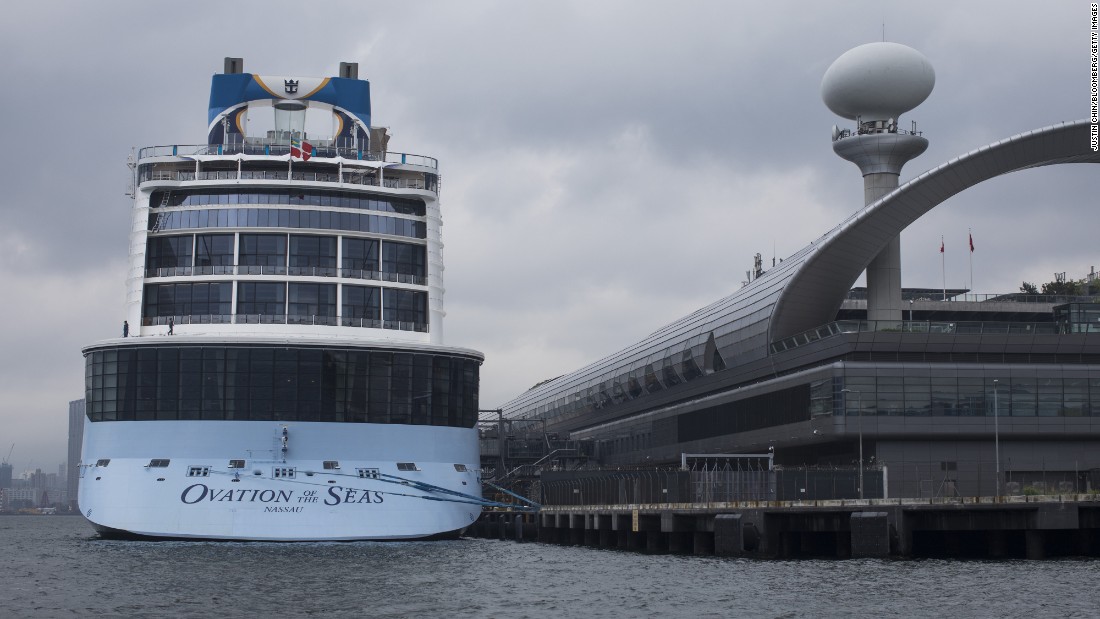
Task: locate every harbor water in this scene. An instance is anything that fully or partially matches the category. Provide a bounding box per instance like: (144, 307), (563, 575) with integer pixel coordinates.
(1, 516), (1097, 618)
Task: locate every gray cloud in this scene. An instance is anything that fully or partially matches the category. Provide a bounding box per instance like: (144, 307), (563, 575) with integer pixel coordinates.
(0, 1), (1095, 470)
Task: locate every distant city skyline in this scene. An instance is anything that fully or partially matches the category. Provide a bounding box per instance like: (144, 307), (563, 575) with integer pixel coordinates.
(0, 2), (1095, 466)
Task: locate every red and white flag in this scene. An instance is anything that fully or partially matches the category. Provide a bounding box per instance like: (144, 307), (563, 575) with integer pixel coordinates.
(969, 233), (974, 253)
(939, 238), (944, 253)
(290, 138), (313, 161)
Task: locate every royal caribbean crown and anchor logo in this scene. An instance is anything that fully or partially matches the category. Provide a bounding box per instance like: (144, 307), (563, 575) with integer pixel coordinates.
(285, 79), (299, 94)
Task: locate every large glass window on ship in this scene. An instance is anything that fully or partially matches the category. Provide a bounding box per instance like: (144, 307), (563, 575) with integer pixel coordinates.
(289, 235), (337, 276)
(142, 283), (232, 324)
(381, 242), (427, 284)
(342, 285), (381, 328)
(342, 237), (380, 279)
(236, 282), (287, 322)
(146, 235), (193, 277)
(195, 234), (234, 275)
(288, 283), (337, 325)
(384, 289), (428, 331)
(239, 234), (287, 275)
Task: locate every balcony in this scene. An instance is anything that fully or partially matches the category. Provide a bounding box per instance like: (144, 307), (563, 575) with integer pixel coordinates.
(144, 265), (425, 285)
(141, 314), (427, 332)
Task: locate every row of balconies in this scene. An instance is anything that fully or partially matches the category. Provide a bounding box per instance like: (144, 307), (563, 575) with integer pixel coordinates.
(143, 265), (426, 286)
(138, 144), (437, 168)
(140, 314), (426, 332)
(143, 169), (435, 192)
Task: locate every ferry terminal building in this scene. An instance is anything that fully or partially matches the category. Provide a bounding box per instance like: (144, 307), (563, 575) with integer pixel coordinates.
(499, 118), (1100, 499)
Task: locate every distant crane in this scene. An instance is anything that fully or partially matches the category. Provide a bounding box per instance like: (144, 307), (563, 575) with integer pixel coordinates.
(2, 444), (12, 465)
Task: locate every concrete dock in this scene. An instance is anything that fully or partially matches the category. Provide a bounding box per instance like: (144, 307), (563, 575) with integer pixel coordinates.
(468, 495), (1100, 559)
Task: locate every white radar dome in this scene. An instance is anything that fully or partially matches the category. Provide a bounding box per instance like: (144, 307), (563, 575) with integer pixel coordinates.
(821, 42), (935, 121)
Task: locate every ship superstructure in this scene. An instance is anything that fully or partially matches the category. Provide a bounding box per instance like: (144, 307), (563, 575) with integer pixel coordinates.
(78, 59), (486, 540)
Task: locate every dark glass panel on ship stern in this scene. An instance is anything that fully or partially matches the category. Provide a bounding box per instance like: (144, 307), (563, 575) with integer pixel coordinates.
(83, 345), (481, 428)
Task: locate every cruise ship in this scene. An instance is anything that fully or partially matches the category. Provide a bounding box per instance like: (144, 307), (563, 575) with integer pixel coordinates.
(78, 59), (487, 540)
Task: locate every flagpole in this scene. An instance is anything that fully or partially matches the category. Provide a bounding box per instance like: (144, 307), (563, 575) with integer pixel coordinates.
(968, 228), (974, 298)
(941, 235), (946, 301)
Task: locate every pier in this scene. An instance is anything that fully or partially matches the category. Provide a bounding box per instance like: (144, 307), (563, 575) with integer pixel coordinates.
(468, 495), (1100, 559)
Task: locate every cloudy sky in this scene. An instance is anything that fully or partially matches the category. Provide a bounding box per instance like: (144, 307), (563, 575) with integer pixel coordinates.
(0, 1), (1096, 473)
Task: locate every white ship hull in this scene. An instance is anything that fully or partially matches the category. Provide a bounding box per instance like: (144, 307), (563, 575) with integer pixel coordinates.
(79, 420), (482, 541)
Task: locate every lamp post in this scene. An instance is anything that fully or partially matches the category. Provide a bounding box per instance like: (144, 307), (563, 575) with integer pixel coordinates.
(909, 299), (914, 327)
(841, 388), (864, 499)
(993, 379), (1000, 497)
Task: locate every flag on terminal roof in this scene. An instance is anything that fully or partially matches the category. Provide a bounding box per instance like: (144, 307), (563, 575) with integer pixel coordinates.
(290, 138), (313, 161)
(940, 238), (944, 253)
(969, 232), (975, 252)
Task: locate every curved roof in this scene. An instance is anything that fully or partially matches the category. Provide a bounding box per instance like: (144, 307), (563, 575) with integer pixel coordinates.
(501, 119), (1100, 420)
(771, 119), (1100, 340)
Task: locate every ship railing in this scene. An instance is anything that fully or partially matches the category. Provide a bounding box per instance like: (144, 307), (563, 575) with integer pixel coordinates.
(340, 317), (384, 329)
(140, 314), (427, 331)
(143, 265), (422, 283)
(339, 268), (426, 286)
(138, 145), (438, 168)
(286, 315), (339, 326)
(382, 320), (428, 333)
(239, 265), (288, 276)
(140, 169), (433, 191)
(191, 265), (236, 276)
(235, 314), (285, 325)
(142, 315), (234, 326)
(145, 266), (194, 278)
(287, 266), (339, 277)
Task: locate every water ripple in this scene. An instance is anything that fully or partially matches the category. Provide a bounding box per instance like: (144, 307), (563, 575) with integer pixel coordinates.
(0, 518), (1096, 618)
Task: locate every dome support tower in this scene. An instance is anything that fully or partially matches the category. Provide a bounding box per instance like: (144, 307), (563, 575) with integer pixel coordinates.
(822, 42), (935, 321)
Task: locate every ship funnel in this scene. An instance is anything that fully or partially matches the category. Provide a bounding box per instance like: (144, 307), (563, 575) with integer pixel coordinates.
(339, 62), (358, 79)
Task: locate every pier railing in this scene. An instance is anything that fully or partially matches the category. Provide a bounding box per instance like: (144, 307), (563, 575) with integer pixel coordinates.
(542, 469), (775, 506)
(540, 467), (896, 506)
(770, 319), (1072, 354)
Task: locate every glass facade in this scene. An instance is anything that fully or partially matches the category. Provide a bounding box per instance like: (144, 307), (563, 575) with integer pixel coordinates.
(141, 281), (426, 331)
(145, 234), (423, 281)
(838, 368), (1100, 418)
(151, 189), (425, 216)
(1055, 303), (1100, 333)
(84, 345), (480, 427)
(147, 208), (426, 239)
(623, 365), (1100, 451)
